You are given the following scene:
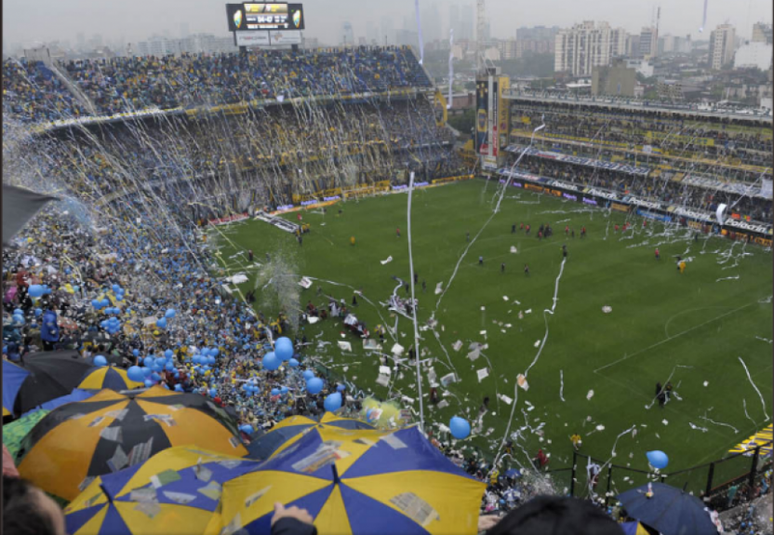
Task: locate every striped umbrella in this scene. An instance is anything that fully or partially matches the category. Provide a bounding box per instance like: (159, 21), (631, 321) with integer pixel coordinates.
(78, 367), (144, 391)
(17, 386), (248, 501)
(65, 446), (258, 535)
(211, 425), (486, 534)
(246, 413), (374, 461)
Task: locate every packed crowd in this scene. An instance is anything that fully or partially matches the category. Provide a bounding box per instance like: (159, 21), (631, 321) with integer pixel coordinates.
(508, 155), (773, 222)
(10, 96), (462, 213)
(511, 102), (773, 170)
(2, 59), (87, 124)
(3, 47), (432, 124)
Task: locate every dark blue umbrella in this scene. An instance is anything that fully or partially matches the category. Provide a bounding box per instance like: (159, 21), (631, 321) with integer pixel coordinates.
(617, 482), (718, 535)
(3, 360), (30, 417)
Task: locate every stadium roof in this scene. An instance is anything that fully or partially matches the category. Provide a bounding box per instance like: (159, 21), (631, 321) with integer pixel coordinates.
(504, 92), (773, 122)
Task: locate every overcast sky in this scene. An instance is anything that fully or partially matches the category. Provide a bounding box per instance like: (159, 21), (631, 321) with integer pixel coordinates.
(3, 0), (772, 49)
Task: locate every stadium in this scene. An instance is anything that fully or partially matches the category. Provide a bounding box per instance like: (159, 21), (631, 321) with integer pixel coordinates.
(1, 4), (772, 535)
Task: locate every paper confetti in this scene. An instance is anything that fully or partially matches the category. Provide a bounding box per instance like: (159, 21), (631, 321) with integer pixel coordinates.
(586, 390), (594, 400)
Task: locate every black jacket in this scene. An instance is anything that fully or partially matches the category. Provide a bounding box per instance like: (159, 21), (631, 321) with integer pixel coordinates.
(272, 518), (318, 535)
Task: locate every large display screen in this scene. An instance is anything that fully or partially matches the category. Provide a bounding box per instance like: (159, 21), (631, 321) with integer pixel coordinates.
(226, 3), (304, 32)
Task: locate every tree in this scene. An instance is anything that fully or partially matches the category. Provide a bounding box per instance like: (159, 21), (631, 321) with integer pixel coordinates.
(448, 109), (476, 134)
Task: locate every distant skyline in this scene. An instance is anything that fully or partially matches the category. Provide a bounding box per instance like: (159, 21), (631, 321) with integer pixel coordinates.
(3, 0), (772, 50)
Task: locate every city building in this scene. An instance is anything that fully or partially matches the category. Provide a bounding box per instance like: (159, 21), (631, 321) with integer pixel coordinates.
(709, 24), (736, 70)
(554, 21), (627, 77)
(734, 42), (773, 71)
(592, 59), (636, 96)
(639, 27), (658, 59)
(752, 22), (773, 45)
(659, 34), (692, 55)
(624, 58), (654, 77)
(342, 22), (355, 46)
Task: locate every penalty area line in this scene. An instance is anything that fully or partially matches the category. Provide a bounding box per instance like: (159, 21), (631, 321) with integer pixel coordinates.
(593, 301), (758, 374)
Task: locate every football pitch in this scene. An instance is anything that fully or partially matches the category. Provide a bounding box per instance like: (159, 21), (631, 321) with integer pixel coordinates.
(211, 179), (772, 494)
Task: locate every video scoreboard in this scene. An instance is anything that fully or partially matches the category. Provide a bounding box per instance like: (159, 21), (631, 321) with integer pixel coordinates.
(226, 3), (305, 32)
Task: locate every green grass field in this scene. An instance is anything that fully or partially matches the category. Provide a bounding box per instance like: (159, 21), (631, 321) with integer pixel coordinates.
(211, 179), (772, 495)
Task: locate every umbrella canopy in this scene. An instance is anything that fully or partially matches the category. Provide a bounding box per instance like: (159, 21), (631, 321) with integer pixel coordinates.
(617, 483), (719, 535)
(621, 521), (652, 535)
(15, 351), (94, 414)
(3, 359), (30, 417)
(65, 446), (258, 535)
(32, 388), (95, 414)
(246, 414), (375, 461)
(17, 386), (248, 501)
(213, 425), (486, 534)
(3, 409), (50, 459)
(78, 367), (144, 391)
(85, 353), (125, 367)
(2, 185), (58, 245)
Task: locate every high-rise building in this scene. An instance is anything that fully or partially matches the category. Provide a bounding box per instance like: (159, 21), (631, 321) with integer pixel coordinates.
(638, 27), (658, 59)
(709, 24), (736, 70)
(554, 21), (627, 77)
(461, 4), (474, 41)
(734, 42), (773, 70)
(450, 4), (460, 40)
(342, 21), (355, 46)
(752, 23), (773, 44)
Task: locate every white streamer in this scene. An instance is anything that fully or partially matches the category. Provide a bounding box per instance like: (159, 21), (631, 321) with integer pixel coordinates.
(739, 356), (770, 421)
(559, 370), (565, 402)
(414, 0), (424, 65)
(407, 172), (425, 431)
(447, 29), (454, 109)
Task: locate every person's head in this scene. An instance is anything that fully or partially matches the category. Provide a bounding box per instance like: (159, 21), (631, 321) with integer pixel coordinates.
(486, 496), (624, 535)
(3, 477), (66, 535)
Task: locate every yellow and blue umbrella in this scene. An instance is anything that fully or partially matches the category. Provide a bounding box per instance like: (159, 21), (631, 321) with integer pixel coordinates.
(621, 521), (651, 535)
(247, 413), (374, 461)
(3, 359), (30, 417)
(65, 446), (258, 535)
(78, 367), (144, 391)
(211, 425), (486, 534)
(18, 386), (248, 501)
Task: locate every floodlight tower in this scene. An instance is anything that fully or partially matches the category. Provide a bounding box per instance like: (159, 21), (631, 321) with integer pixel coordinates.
(476, 0), (486, 74)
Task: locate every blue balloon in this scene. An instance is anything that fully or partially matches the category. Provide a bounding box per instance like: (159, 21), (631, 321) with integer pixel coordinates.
(155, 356), (166, 366)
(306, 377), (323, 394)
(263, 352), (280, 371)
(12, 314), (24, 325)
(271, 388), (280, 396)
(143, 357), (153, 367)
(174, 384), (183, 392)
(127, 366), (144, 382)
(210, 348), (219, 357)
(133, 349), (140, 357)
(142, 367), (153, 378)
(324, 392), (342, 412)
(164, 349), (173, 359)
(165, 362), (175, 371)
(144, 379), (154, 388)
(336, 384), (346, 392)
(112, 284), (121, 293)
(646, 450), (669, 469)
(28, 285), (45, 298)
(100, 299), (110, 308)
(240, 425), (254, 435)
(34, 308), (42, 317)
(94, 355), (107, 367)
(275, 337), (293, 361)
(280, 386), (289, 394)
(209, 388), (217, 397)
(165, 308), (176, 319)
(207, 356), (215, 365)
(14, 309), (23, 316)
(156, 318), (167, 329)
(302, 370), (315, 380)
(151, 372), (161, 382)
(92, 299), (102, 309)
(288, 358), (299, 368)
(449, 416), (471, 439)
